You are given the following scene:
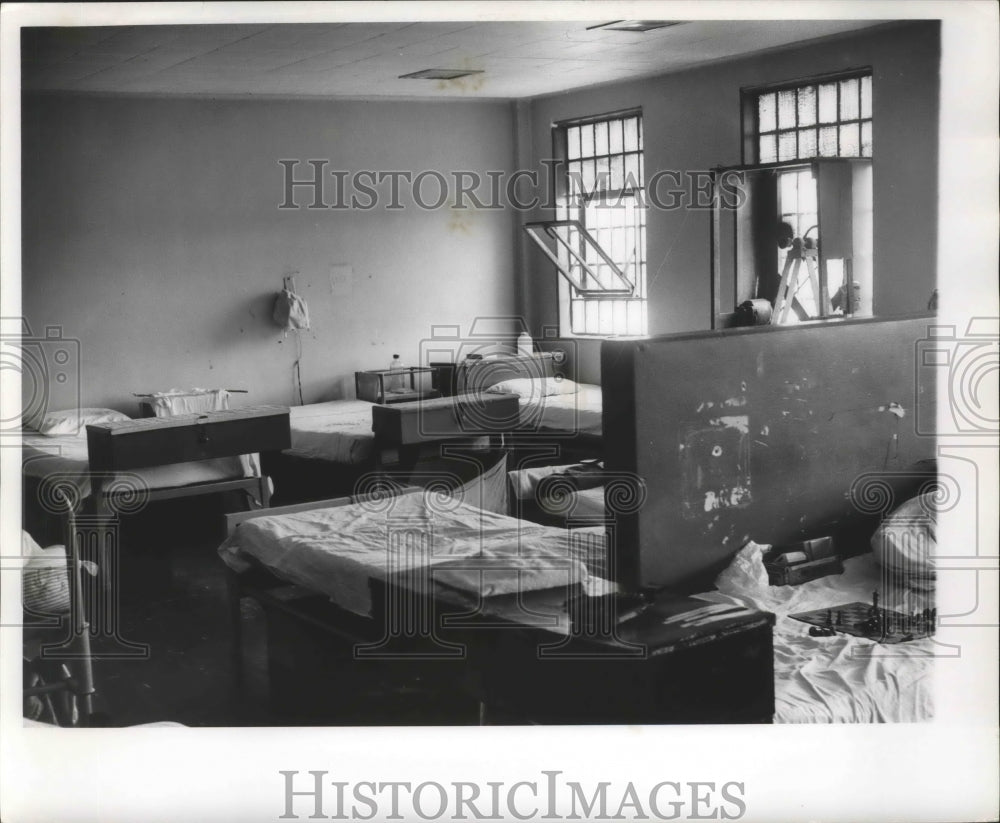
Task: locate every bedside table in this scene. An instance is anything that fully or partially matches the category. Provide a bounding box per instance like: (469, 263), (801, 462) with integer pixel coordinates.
(85, 405), (290, 513)
(355, 366), (441, 404)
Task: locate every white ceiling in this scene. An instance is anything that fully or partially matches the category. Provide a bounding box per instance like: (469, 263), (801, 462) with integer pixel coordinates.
(21, 20), (890, 99)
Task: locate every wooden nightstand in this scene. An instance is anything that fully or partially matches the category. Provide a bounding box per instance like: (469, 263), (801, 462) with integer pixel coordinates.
(86, 405), (290, 512)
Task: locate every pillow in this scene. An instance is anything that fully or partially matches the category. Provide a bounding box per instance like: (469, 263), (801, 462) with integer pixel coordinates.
(35, 407), (130, 437)
(870, 493), (937, 582)
(485, 377), (578, 398)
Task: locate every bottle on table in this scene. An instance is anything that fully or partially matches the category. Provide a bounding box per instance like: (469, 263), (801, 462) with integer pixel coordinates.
(388, 353), (405, 392)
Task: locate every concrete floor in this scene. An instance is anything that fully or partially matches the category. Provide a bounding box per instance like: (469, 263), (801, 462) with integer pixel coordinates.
(24, 493), (480, 727)
(25, 494), (264, 726)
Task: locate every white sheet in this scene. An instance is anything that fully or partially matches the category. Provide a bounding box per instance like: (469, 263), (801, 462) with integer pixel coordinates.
(284, 400), (375, 464)
(218, 491), (610, 617)
(22, 433), (252, 502)
(704, 541), (935, 723)
(518, 383), (602, 436)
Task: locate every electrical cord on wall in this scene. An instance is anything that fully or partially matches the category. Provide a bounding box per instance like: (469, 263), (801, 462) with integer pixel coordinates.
(292, 331), (304, 406)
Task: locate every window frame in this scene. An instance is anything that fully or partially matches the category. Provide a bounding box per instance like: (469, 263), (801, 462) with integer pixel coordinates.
(741, 68), (873, 165)
(551, 107), (648, 338)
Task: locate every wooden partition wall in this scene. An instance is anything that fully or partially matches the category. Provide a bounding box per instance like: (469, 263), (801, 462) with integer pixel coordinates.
(602, 314), (937, 593)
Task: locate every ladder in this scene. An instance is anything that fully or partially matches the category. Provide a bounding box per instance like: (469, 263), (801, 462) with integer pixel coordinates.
(772, 237), (824, 324)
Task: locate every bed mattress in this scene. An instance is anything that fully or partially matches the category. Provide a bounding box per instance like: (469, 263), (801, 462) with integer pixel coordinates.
(703, 542), (934, 723)
(218, 490), (610, 617)
(284, 400), (375, 464)
(22, 433), (251, 501)
(518, 383), (602, 436)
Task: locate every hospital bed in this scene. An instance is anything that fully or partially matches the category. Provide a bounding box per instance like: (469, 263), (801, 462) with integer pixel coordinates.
(219, 476), (776, 725)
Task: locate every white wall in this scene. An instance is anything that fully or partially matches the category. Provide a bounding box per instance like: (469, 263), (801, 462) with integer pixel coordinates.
(22, 94), (518, 411)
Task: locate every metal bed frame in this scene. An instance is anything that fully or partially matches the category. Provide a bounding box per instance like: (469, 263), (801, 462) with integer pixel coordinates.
(23, 493), (97, 726)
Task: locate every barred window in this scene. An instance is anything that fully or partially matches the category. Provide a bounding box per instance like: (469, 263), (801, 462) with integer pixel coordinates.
(750, 71), (872, 163)
(553, 110), (647, 336)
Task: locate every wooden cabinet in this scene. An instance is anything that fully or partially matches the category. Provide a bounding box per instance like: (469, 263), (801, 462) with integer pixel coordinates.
(86, 406), (290, 472)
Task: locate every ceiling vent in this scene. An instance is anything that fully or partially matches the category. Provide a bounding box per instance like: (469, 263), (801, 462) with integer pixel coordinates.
(586, 21), (684, 33)
(399, 68), (485, 80)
